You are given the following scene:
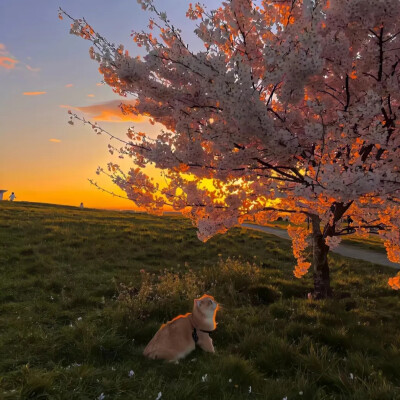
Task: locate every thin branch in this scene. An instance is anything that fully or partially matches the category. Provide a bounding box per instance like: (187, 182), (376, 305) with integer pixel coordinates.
(334, 223), (387, 236)
(378, 27), (384, 81)
(344, 74), (350, 111)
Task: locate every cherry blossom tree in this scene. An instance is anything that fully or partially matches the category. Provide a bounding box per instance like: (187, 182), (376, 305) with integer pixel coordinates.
(60, 0), (400, 299)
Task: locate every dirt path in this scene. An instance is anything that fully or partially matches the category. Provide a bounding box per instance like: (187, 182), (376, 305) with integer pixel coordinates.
(242, 224), (400, 270)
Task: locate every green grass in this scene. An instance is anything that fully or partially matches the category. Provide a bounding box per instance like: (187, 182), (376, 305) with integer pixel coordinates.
(0, 201), (399, 400)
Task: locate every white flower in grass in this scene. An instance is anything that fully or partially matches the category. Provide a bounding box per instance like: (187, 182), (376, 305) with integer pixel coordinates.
(349, 373), (354, 380)
(283, 397), (288, 400)
(299, 391), (303, 395)
(201, 373), (208, 382)
(249, 386), (252, 394)
(129, 370), (134, 378)
(77, 317), (82, 321)
(228, 378), (232, 383)
(155, 392), (162, 400)
(98, 393), (106, 400)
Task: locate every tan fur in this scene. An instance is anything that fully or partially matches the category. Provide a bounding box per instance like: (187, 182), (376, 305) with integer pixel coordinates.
(143, 294), (219, 362)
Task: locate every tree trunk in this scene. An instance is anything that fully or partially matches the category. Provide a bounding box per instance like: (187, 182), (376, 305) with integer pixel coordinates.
(311, 216), (332, 299)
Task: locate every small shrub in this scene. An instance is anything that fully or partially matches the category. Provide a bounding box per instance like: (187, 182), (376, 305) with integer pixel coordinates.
(205, 257), (260, 291)
(117, 268), (204, 320)
(203, 257), (262, 306)
(247, 284), (281, 305)
(216, 355), (262, 386)
(255, 335), (299, 376)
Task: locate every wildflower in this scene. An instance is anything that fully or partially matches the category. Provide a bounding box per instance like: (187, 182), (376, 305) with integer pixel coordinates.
(299, 392), (303, 395)
(77, 317), (82, 321)
(249, 386), (252, 394)
(201, 374), (208, 382)
(228, 378), (232, 383)
(98, 393), (106, 400)
(155, 392), (162, 400)
(283, 397), (288, 400)
(129, 370), (134, 378)
(349, 373), (354, 380)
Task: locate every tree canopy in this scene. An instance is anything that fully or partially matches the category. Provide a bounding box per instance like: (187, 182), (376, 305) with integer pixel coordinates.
(61, 0), (400, 293)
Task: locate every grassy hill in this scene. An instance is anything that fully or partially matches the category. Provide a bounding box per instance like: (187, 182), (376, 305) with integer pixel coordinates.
(0, 202), (399, 399)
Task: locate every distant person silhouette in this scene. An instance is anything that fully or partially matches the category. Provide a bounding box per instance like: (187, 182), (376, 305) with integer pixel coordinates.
(80, 202), (84, 209)
(9, 192), (16, 202)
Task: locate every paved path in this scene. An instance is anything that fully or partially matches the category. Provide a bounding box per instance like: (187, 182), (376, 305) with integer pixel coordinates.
(242, 224), (400, 270)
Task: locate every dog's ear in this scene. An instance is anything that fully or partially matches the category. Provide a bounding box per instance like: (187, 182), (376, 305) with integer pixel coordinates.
(194, 298), (202, 308)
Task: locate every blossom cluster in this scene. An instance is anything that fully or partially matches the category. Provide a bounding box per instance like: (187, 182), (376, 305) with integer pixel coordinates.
(62, 0), (400, 286)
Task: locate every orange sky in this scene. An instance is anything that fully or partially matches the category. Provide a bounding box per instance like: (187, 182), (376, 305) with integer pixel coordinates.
(0, 112), (164, 209)
(0, 0), (217, 210)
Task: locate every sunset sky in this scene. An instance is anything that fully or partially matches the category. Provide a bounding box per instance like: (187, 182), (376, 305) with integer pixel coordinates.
(0, 0), (215, 209)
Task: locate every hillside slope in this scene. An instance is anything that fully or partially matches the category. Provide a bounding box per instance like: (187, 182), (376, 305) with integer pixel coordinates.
(0, 202), (399, 399)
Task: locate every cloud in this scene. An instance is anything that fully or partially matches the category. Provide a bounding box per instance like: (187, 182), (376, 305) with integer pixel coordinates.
(23, 91), (47, 96)
(87, 94), (95, 98)
(65, 84), (74, 88)
(0, 44), (40, 72)
(0, 43), (19, 70)
(26, 65), (40, 72)
(96, 83), (103, 86)
(49, 138), (61, 143)
(0, 57), (18, 69)
(74, 100), (145, 123)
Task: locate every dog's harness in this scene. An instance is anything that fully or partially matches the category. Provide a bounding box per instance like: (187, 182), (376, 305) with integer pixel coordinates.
(192, 327), (214, 343)
(189, 315), (215, 343)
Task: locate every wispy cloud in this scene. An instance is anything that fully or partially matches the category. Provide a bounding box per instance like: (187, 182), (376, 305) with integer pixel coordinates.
(23, 91), (47, 96)
(49, 138), (61, 143)
(73, 100), (145, 123)
(0, 44), (40, 72)
(0, 43), (18, 70)
(65, 83), (74, 88)
(87, 94), (95, 98)
(26, 65), (40, 72)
